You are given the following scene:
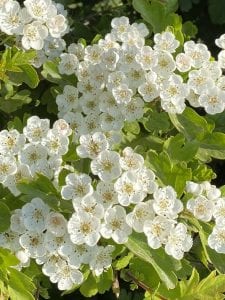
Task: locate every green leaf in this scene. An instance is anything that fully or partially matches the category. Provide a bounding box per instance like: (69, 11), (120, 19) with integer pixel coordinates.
(164, 133), (199, 162)
(126, 232), (180, 289)
(182, 21), (198, 38)
(0, 203), (10, 232)
(113, 252), (134, 270)
(80, 273), (98, 297)
(17, 174), (60, 211)
(146, 150), (192, 196)
(123, 121), (140, 135)
(142, 110), (171, 133)
(169, 107), (214, 141)
(8, 268), (35, 300)
(198, 132), (225, 160)
(0, 248), (19, 267)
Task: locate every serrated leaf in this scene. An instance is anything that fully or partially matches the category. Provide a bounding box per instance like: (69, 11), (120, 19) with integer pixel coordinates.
(126, 232), (179, 289)
(169, 107), (214, 141)
(164, 133), (199, 162)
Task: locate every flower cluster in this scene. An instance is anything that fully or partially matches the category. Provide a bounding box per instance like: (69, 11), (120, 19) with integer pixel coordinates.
(0, 116), (72, 196)
(55, 17), (225, 129)
(0, 0), (68, 56)
(186, 181), (225, 254)
(0, 197), (115, 290)
(0, 115), (194, 290)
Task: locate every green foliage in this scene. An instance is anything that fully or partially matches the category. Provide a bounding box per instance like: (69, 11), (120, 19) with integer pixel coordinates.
(126, 232), (180, 289)
(0, 248), (36, 300)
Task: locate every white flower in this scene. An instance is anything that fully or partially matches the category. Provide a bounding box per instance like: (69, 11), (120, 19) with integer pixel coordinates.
(175, 53), (192, 73)
(101, 205), (132, 244)
(0, 0), (29, 35)
(18, 143), (48, 176)
(187, 195), (214, 222)
(61, 173), (93, 201)
(218, 53), (225, 69)
(136, 167), (157, 194)
(83, 113), (102, 135)
(3, 163), (32, 196)
(24, 0), (56, 21)
(160, 74), (189, 103)
(143, 216), (175, 249)
(46, 14), (68, 38)
(99, 91), (120, 116)
(91, 150), (121, 182)
(84, 44), (103, 65)
(112, 84), (133, 105)
(80, 94), (100, 115)
(76, 132), (109, 159)
(201, 61), (222, 81)
(19, 231), (46, 258)
(184, 40), (210, 68)
(165, 223), (193, 260)
(119, 47), (138, 70)
(0, 155), (17, 183)
(46, 212), (67, 237)
(120, 147), (144, 171)
(89, 245), (115, 276)
(186, 89), (201, 108)
(106, 71), (128, 91)
(42, 129), (69, 156)
(186, 181), (203, 195)
(126, 65), (146, 90)
(52, 119), (72, 137)
(23, 116), (50, 143)
(44, 231), (70, 253)
(22, 21), (48, 50)
(44, 37), (66, 59)
(50, 262), (83, 291)
(122, 97), (144, 121)
(138, 73), (159, 102)
(213, 198), (225, 222)
(56, 85), (79, 113)
(22, 197), (50, 232)
(96, 181), (118, 209)
(58, 53), (78, 75)
(68, 43), (85, 60)
(135, 46), (157, 70)
(114, 170), (146, 206)
(62, 112), (85, 138)
(111, 16), (130, 41)
(153, 51), (176, 77)
(59, 243), (92, 268)
(31, 50), (47, 68)
(102, 48), (119, 71)
(187, 69), (214, 95)
(126, 201), (155, 233)
(215, 34), (225, 49)
(73, 194), (105, 219)
(100, 112), (124, 131)
(153, 186), (183, 219)
(68, 212), (101, 246)
(154, 31), (179, 53)
(0, 230), (20, 252)
(121, 28), (145, 49)
(199, 86), (225, 114)
(208, 219), (225, 253)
